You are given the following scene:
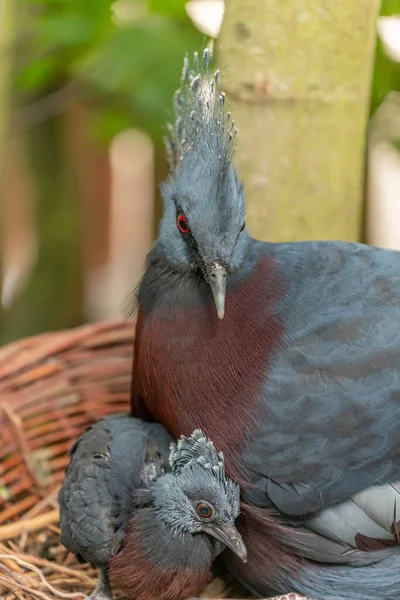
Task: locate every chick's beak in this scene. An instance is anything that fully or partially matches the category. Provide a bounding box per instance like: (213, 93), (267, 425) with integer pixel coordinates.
(207, 263), (227, 320)
(204, 522), (247, 563)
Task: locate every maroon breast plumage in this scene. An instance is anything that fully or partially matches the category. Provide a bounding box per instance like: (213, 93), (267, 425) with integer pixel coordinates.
(132, 254), (284, 484)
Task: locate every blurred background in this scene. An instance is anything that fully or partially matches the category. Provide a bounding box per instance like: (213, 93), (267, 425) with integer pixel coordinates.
(0, 0), (399, 345)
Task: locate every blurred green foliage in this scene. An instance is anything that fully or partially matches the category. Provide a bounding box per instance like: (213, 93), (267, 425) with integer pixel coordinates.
(370, 1), (400, 117)
(2, 0), (400, 345)
(15, 0), (400, 144)
(17, 0), (204, 142)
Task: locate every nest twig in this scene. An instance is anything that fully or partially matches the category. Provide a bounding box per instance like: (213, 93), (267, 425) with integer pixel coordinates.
(0, 491), (100, 599)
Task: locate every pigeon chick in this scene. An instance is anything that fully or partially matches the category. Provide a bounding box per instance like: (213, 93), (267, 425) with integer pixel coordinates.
(58, 413), (246, 600)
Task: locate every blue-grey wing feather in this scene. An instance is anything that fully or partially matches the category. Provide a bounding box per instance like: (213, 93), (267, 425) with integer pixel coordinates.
(244, 242), (400, 522)
(58, 413), (172, 566)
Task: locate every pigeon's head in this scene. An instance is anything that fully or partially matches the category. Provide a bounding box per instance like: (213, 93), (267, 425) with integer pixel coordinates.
(159, 48), (248, 320)
(152, 429), (246, 562)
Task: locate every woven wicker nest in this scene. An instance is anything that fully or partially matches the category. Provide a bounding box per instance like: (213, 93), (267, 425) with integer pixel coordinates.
(0, 321), (305, 600)
(0, 321), (246, 600)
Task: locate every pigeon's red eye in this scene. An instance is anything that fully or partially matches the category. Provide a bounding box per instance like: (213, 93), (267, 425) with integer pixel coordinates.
(177, 213), (190, 234)
(196, 502), (214, 520)
(240, 222), (245, 232)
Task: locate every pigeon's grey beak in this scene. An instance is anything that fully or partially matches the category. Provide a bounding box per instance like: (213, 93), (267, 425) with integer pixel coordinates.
(207, 263), (227, 320)
(204, 522), (247, 563)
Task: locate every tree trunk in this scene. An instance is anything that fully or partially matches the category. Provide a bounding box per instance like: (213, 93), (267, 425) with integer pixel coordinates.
(0, 0), (14, 166)
(218, 1), (380, 243)
(0, 0), (16, 317)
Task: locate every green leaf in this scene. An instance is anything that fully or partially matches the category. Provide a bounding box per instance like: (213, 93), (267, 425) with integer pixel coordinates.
(147, 0), (189, 18)
(370, 37), (400, 116)
(17, 55), (59, 92)
(76, 15), (203, 140)
(380, 0), (400, 16)
(39, 14), (97, 46)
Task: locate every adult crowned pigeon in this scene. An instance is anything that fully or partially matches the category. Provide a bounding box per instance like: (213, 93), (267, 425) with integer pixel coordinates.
(131, 48), (400, 600)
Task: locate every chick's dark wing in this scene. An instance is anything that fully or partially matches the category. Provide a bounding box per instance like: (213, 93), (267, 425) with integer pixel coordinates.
(58, 414), (173, 566)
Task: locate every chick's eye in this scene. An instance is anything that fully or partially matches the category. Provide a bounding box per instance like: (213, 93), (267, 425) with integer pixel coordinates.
(196, 502), (214, 520)
(240, 222), (245, 232)
(177, 213), (190, 234)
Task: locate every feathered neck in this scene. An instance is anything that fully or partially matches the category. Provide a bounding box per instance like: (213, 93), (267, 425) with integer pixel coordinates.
(136, 240), (265, 317)
(136, 245), (210, 315)
(108, 508), (213, 600)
